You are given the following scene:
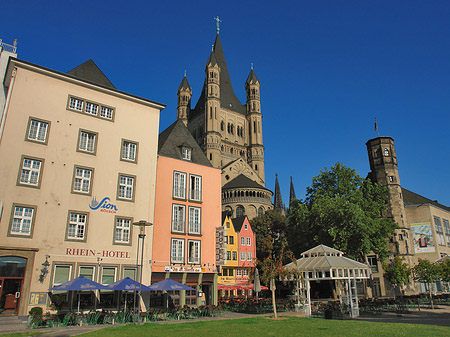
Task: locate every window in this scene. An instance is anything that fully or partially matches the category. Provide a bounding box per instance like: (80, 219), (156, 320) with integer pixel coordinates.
(367, 255), (378, 272)
(389, 176), (395, 182)
(66, 211), (88, 241)
(258, 207), (264, 217)
(53, 265), (72, 286)
(240, 252), (245, 261)
(232, 251), (237, 260)
(172, 204), (185, 233)
(114, 217), (132, 244)
(18, 157), (43, 187)
(100, 106), (114, 120)
(434, 216), (445, 246)
(188, 207), (201, 234)
(243, 269), (249, 276)
(79, 266), (95, 280)
(188, 240), (200, 264)
(244, 224), (248, 230)
(69, 97), (83, 111)
(9, 204), (36, 237)
(85, 102), (99, 116)
(171, 239), (184, 263)
(246, 237), (251, 246)
(227, 251), (231, 260)
(182, 147), (191, 161)
(121, 140), (138, 163)
(247, 252), (252, 261)
(123, 267), (137, 280)
(229, 236), (234, 245)
(236, 269), (242, 276)
(189, 175), (202, 201)
(78, 130), (97, 154)
(443, 219), (450, 247)
(236, 205), (245, 217)
(101, 267), (116, 284)
(26, 118), (49, 144)
(72, 166), (93, 195)
(228, 269), (234, 276)
(117, 174), (135, 201)
(384, 148), (390, 156)
(173, 171), (186, 199)
(241, 237), (245, 245)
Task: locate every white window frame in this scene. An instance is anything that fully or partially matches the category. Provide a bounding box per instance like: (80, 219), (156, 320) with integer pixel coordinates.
(241, 237), (245, 245)
(100, 106), (114, 120)
(232, 251), (237, 260)
(189, 175), (202, 201)
(171, 238), (185, 264)
(121, 140), (138, 162)
(85, 101), (99, 116)
(181, 147), (192, 161)
(118, 174), (135, 201)
(78, 130), (97, 154)
(173, 171), (186, 199)
(240, 252), (245, 261)
(188, 240), (200, 264)
(73, 166), (93, 195)
(27, 118), (49, 144)
(18, 157), (43, 187)
(246, 237), (251, 246)
(247, 252), (252, 261)
(9, 204), (35, 237)
(114, 217), (132, 244)
(69, 97), (84, 111)
(67, 211), (88, 241)
(53, 265), (72, 286)
(101, 267), (117, 285)
(172, 204), (185, 233)
(78, 266), (95, 280)
(188, 207), (201, 234)
(236, 269), (242, 276)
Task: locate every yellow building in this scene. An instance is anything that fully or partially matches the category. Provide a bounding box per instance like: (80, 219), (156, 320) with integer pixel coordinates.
(0, 57), (164, 316)
(218, 212), (239, 290)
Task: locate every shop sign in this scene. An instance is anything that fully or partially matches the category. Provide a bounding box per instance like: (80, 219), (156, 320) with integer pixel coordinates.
(89, 196), (118, 214)
(66, 248), (130, 259)
(164, 266), (202, 273)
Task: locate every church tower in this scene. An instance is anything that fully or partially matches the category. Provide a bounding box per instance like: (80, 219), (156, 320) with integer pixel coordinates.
(177, 72), (192, 126)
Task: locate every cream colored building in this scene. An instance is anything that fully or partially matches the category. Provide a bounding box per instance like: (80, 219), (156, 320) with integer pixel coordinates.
(0, 58), (164, 316)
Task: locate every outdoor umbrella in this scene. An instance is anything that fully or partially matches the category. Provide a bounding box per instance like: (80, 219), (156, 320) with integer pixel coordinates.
(254, 268), (261, 302)
(106, 277), (152, 311)
(50, 276), (108, 313)
(148, 278), (195, 291)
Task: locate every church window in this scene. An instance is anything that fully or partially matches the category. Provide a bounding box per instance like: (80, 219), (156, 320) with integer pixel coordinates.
(210, 107), (212, 119)
(215, 107), (217, 119)
(210, 153), (212, 160)
(236, 205), (245, 217)
(253, 121), (256, 133)
(389, 176), (394, 182)
(384, 148), (390, 156)
(258, 207), (264, 217)
(225, 175), (230, 180)
(221, 121), (224, 131)
(230, 148), (233, 154)
(255, 164), (258, 171)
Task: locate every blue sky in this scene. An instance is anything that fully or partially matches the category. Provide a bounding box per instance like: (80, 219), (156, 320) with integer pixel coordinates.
(2, 0), (449, 206)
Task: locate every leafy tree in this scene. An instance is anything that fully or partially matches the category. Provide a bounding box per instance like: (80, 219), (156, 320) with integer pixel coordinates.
(257, 236), (295, 319)
(251, 209), (289, 261)
(383, 256), (411, 301)
(412, 259), (441, 309)
(439, 257), (450, 283)
(288, 163), (397, 262)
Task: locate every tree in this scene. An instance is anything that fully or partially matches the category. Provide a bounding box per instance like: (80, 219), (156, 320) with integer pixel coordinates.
(412, 259), (441, 309)
(251, 209), (289, 261)
(288, 163), (397, 262)
(383, 256), (411, 302)
(439, 257), (450, 284)
(257, 236), (295, 319)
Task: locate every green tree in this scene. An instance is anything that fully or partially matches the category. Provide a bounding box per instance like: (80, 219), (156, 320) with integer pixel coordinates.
(251, 209), (289, 261)
(412, 259), (441, 309)
(439, 257), (450, 283)
(383, 256), (411, 301)
(288, 163), (397, 262)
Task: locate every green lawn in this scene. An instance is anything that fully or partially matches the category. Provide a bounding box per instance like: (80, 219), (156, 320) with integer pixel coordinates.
(82, 316), (450, 337)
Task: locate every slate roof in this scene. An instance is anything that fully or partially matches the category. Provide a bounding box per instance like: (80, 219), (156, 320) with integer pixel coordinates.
(222, 211), (232, 225)
(190, 34), (246, 120)
(222, 174), (270, 191)
(178, 76), (191, 92)
(158, 119), (212, 167)
(402, 187), (450, 212)
(232, 216), (247, 233)
(246, 69), (259, 84)
(289, 176), (297, 204)
(273, 173), (284, 212)
(67, 59), (115, 89)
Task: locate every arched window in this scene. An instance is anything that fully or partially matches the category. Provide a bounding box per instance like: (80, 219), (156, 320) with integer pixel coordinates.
(221, 121), (224, 131)
(384, 148), (390, 156)
(258, 207), (264, 217)
(236, 205), (245, 217)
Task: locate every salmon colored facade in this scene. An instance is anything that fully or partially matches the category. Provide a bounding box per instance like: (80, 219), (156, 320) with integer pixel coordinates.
(152, 154), (221, 306)
(235, 216), (256, 285)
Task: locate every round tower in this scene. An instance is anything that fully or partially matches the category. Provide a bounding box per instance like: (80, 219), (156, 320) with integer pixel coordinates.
(177, 72), (192, 126)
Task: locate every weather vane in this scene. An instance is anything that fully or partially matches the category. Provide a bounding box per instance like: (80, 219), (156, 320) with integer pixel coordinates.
(214, 16), (222, 33)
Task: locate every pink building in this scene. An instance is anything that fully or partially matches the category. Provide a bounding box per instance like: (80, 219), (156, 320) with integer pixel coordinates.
(152, 120), (221, 306)
(232, 216), (256, 286)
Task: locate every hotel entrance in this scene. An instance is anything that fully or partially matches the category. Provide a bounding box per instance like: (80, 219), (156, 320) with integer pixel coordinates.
(0, 257), (26, 315)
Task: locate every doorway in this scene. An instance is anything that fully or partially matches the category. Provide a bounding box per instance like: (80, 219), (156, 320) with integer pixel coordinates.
(0, 256), (26, 315)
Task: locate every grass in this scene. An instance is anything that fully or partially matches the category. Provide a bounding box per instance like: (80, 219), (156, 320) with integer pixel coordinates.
(81, 316), (450, 337)
(0, 331), (52, 337)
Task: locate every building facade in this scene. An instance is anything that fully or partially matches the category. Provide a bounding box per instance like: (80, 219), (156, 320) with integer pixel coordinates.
(152, 120), (221, 306)
(0, 58), (164, 315)
(176, 30), (272, 219)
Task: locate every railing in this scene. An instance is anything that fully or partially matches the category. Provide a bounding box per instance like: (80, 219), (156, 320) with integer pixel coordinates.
(0, 39), (17, 53)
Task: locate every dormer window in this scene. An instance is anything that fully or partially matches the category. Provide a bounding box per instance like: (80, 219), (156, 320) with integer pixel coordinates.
(182, 147), (192, 161)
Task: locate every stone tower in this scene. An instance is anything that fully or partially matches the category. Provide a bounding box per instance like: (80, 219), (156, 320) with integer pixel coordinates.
(178, 25), (272, 219)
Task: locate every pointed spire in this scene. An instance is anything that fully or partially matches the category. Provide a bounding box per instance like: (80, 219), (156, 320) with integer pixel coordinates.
(289, 176), (296, 206)
(273, 173), (284, 213)
(178, 72), (191, 92)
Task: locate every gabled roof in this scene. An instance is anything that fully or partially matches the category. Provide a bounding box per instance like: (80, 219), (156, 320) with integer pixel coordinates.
(232, 215), (247, 233)
(158, 119), (212, 167)
(222, 174), (269, 191)
(402, 187), (450, 212)
(222, 210), (232, 225)
(191, 34), (246, 120)
(67, 59), (115, 89)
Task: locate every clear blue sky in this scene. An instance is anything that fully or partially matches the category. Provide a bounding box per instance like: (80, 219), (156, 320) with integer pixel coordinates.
(2, 0), (449, 206)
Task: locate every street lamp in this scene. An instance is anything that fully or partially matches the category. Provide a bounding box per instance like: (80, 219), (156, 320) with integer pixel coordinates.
(132, 220), (153, 323)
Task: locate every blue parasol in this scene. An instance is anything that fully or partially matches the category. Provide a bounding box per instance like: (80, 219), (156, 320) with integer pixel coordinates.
(148, 278), (195, 291)
(50, 276), (108, 291)
(106, 277), (151, 291)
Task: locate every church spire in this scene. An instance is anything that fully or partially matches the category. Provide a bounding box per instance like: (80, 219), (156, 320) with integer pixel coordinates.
(177, 71), (192, 126)
(289, 176), (296, 206)
(273, 173), (284, 214)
